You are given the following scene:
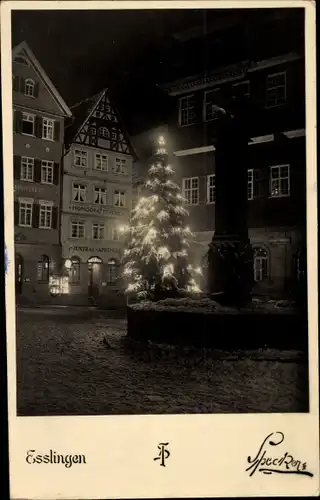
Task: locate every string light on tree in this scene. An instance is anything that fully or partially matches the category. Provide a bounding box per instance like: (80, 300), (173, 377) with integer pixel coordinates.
(122, 135), (202, 301)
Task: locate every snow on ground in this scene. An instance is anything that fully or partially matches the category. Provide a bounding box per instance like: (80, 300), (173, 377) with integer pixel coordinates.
(16, 309), (309, 416)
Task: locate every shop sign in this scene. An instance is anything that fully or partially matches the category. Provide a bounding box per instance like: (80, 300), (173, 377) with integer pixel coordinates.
(68, 204), (126, 217)
(68, 245), (121, 254)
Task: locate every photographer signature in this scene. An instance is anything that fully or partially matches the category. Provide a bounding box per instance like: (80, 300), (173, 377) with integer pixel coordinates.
(246, 432), (313, 477)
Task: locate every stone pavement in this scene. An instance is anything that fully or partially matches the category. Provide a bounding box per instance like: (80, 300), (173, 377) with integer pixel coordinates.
(15, 308), (309, 416)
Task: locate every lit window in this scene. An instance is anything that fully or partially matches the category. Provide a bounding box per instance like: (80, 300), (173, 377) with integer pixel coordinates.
(41, 160), (54, 184)
(24, 79), (35, 97)
(207, 174), (216, 204)
(39, 202), (53, 229)
(74, 149), (88, 168)
(203, 89), (220, 121)
(20, 157), (34, 181)
(42, 118), (54, 141)
(113, 158), (127, 175)
(107, 259), (119, 284)
(70, 257), (80, 283)
(113, 190), (126, 207)
(248, 169), (262, 200)
(37, 255), (50, 282)
(182, 177), (199, 205)
(22, 113), (35, 136)
(253, 247), (268, 282)
(72, 183), (87, 203)
(95, 153), (108, 171)
(19, 199), (33, 227)
(266, 72), (286, 107)
(94, 187), (107, 205)
(99, 127), (109, 138)
(179, 95), (195, 127)
(71, 221), (85, 239)
(92, 223), (105, 240)
(270, 165), (290, 197)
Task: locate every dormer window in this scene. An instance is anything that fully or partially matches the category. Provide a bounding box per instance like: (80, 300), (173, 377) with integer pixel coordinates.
(24, 79), (35, 97)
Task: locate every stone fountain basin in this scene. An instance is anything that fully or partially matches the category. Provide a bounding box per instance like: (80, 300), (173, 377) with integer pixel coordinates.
(126, 298), (308, 351)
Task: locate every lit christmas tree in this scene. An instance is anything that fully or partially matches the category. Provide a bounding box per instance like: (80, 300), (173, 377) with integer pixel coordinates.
(121, 136), (202, 301)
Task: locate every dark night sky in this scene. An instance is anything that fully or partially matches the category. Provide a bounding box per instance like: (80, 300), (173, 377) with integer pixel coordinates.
(11, 8), (304, 135)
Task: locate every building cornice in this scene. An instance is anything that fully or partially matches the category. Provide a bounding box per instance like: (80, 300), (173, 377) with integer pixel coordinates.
(161, 52), (303, 96)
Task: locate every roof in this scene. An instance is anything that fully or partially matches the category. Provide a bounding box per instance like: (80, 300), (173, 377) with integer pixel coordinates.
(12, 41), (72, 118)
(64, 88), (138, 160)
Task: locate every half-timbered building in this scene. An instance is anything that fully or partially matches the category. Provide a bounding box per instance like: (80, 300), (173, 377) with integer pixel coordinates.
(12, 41), (72, 304)
(61, 88), (135, 305)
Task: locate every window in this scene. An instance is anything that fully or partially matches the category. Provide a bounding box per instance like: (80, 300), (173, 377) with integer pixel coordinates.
(70, 257), (80, 283)
(20, 157), (34, 181)
(179, 95), (196, 127)
(42, 118), (54, 140)
(71, 221), (85, 239)
(248, 169), (263, 200)
(111, 129), (117, 140)
(22, 113), (35, 136)
(248, 169), (253, 200)
(95, 153), (108, 171)
(41, 160), (54, 184)
(266, 72), (286, 107)
(270, 165), (290, 197)
(24, 78), (35, 97)
(113, 190), (126, 207)
(107, 259), (119, 284)
(92, 223), (105, 240)
(182, 177), (199, 205)
(74, 149), (88, 168)
(99, 127), (109, 138)
(113, 158), (127, 175)
(112, 228), (120, 241)
(90, 126), (97, 135)
(232, 80), (250, 100)
(39, 201), (53, 229)
(204, 89), (220, 121)
(37, 255), (50, 282)
(19, 199), (33, 227)
(253, 247), (268, 282)
(94, 187), (107, 205)
(72, 183), (87, 202)
(207, 175), (216, 204)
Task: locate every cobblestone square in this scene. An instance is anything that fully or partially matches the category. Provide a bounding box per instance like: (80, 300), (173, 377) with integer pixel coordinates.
(16, 308), (309, 415)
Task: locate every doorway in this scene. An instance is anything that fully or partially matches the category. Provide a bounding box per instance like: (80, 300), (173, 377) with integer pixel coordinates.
(15, 254), (23, 295)
(88, 256), (102, 299)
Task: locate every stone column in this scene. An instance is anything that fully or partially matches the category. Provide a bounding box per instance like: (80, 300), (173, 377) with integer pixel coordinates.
(208, 106), (253, 306)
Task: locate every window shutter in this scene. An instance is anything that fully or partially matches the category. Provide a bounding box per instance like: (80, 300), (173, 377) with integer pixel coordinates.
(13, 75), (20, 92)
(32, 203), (40, 228)
(34, 159), (42, 183)
(19, 77), (25, 94)
(14, 201), (19, 225)
(52, 207), (58, 229)
(53, 163), (60, 185)
(35, 116), (43, 138)
(13, 155), (21, 179)
(54, 121), (60, 142)
(14, 110), (22, 134)
(34, 82), (40, 98)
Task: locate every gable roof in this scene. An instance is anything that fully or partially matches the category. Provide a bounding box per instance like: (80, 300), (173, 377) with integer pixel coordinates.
(64, 88), (137, 160)
(12, 41), (72, 118)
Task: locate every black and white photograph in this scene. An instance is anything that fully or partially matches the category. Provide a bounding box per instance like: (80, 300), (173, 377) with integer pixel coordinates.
(8, 5), (313, 417)
(2, 1), (319, 498)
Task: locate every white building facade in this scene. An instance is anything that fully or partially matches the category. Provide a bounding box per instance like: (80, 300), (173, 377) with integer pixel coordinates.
(61, 89), (134, 305)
